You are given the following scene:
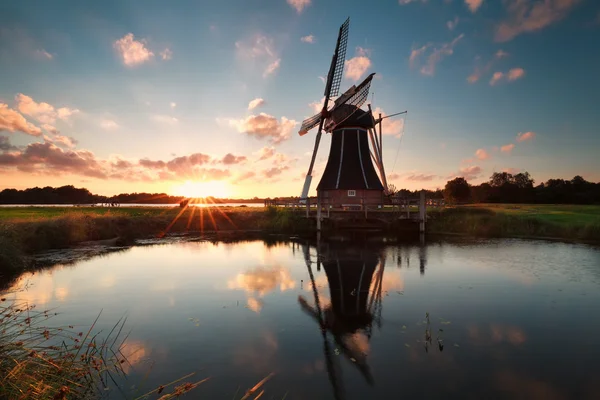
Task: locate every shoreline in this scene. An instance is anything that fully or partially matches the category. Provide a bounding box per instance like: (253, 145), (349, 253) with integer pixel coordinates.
(1, 204), (598, 276)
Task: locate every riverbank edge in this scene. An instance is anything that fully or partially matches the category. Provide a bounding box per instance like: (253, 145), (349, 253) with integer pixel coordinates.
(1, 206), (598, 274)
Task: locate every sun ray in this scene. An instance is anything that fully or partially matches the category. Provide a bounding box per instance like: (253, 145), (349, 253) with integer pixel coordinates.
(186, 198), (198, 230)
(159, 203), (189, 237)
(204, 196), (238, 229)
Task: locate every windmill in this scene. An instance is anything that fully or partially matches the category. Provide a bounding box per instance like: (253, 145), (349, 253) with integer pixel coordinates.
(299, 18), (406, 204)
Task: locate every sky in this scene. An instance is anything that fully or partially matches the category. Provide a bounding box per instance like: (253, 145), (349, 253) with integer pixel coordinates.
(1, 0), (599, 198)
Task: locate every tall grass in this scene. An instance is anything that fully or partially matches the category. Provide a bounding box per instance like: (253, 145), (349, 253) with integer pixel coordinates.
(428, 207), (600, 241)
(0, 296), (128, 399)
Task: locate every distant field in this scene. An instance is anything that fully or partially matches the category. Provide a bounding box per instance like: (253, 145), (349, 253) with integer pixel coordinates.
(0, 205), (259, 221)
(462, 203), (600, 226)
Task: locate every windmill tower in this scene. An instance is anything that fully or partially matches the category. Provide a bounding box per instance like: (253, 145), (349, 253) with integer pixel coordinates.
(299, 18), (395, 207)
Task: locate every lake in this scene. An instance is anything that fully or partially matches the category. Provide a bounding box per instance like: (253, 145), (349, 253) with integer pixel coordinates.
(4, 236), (600, 399)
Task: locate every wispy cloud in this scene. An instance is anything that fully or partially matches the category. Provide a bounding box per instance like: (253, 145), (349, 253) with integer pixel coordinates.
(263, 58), (281, 77)
(151, 114), (178, 124)
(113, 33), (154, 67)
(465, 0), (483, 13)
(467, 50), (509, 83)
(405, 173), (437, 181)
(489, 67), (525, 85)
(447, 17), (460, 31)
(287, 0), (311, 13)
(300, 35), (315, 43)
(517, 131), (536, 142)
(495, 0), (581, 42)
(160, 48), (172, 61)
(248, 98), (266, 111)
(501, 143), (515, 153)
(101, 119), (119, 130)
(410, 34), (464, 76)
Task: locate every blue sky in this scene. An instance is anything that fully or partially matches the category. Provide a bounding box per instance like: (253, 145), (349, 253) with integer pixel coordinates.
(1, 0), (599, 197)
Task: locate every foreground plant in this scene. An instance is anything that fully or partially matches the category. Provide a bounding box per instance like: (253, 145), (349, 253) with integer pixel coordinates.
(0, 294), (131, 400)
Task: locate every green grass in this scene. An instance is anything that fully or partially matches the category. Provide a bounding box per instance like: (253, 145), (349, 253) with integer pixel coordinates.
(428, 204), (600, 242)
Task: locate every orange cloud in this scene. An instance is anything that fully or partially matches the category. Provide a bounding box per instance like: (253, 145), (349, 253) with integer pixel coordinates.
(517, 131), (536, 142)
(227, 113), (297, 144)
(287, 0), (311, 13)
(113, 33), (154, 66)
(0, 103), (42, 136)
(495, 0), (581, 42)
(465, 0), (483, 13)
(15, 94), (79, 125)
(475, 148), (491, 160)
(411, 34), (464, 76)
(507, 67), (525, 81)
(501, 143), (515, 153)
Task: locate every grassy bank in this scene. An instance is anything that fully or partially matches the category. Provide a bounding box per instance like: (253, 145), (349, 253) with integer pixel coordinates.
(0, 206), (312, 274)
(428, 204), (600, 242)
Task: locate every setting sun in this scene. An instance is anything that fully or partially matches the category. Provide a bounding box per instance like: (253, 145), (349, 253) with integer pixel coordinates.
(172, 180), (231, 199)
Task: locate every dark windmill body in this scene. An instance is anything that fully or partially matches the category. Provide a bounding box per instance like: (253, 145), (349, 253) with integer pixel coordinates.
(317, 103), (385, 207)
(298, 18), (405, 214)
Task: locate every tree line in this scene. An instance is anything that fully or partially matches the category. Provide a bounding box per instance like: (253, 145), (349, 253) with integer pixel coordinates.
(443, 172), (600, 204)
(0, 186), (263, 204)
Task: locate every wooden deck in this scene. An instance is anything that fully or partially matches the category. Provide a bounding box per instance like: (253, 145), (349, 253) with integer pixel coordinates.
(265, 191), (445, 232)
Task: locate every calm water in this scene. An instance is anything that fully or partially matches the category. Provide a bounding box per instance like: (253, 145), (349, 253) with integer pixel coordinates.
(5, 237), (600, 399)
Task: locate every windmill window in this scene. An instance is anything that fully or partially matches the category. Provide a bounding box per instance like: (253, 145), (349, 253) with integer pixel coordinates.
(348, 190), (356, 197)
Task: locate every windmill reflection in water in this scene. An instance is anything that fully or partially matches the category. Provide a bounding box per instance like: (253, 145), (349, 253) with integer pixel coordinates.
(297, 239), (387, 400)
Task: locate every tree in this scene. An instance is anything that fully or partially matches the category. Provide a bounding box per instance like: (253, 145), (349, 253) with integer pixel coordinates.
(444, 177), (471, 204)
(384, 183), (398, 197)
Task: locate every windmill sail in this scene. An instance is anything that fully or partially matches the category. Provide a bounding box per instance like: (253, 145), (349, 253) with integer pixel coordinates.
(300, 18), (350, 199)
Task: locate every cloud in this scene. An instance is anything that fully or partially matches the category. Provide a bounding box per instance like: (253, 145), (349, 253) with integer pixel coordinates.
(227, 113), (297, 144)
(501, 143), (515, 153)
(160, 48), (172, 61)
(234, 171), (256, 183)
(399, 0), (427, 4)
(170, 102), (177, 109)
(0, 103), (42, 136)
(301, 35), (315, 43)
(465, 0), (483, 13)
(489, 68), (525, 85)
(0, 136), (17, 151)
(248, 98), (266, 111)
(507, 67), (525, 81)
(235, 34), (281, 78)
(411, 34), (464, 76)
(0, 141), (106, 178)
(221, 153), (247, 165)
(318, 76), (326, 84)
(287, 0), (311, 13)
(113, 33), (154, 66)
(256, 146), (276, 161)
(345, 47), (372, 81)
(516, 131), (536, 142)
(447, 17), (460, 30)
(405, 173), (436, 181)
(43, 133), (77, 149)
(100, 119), (119, 130)
(151, 114), (178, 124)
(308, 97), (325, 114)
(34, 49), (53, 60)
(475, 148), (491, 160)
(15, 94), (79, 125)
(263, 166), (289, 178)
(263, 58), (281, 77)
(450, 165), (482, 181)
(372, 107), (405, 137)
(495, 0), (581, 42)
(467, 50), (510, 83)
